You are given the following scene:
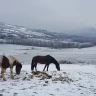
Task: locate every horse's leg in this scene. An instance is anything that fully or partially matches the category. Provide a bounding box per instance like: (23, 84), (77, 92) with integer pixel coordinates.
(43, 64), (47, 71)
(47, 64), (49, 71)
(0, 68), (2, 78)
(32, 63), (34, 72)
(32, 60), (35, 71)
(10, 66), (14, 79)
(1, 68), (6, 81)
(0, 68), (3, 78)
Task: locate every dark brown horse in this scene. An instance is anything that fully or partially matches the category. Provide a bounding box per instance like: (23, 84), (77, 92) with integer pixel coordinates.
(0, 55), (22, 81)
(31, 55), (60, 71)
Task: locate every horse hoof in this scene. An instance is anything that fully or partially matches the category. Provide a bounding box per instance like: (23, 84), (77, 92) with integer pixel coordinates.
(11, 77), (14, 79)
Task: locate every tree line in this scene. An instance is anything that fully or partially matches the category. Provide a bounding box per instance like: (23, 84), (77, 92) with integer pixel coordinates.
(0, 38), (93, 49)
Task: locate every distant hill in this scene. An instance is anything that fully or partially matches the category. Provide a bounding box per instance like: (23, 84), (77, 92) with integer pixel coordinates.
(0, 22), (95, 48)
(63, 28), (96, 37)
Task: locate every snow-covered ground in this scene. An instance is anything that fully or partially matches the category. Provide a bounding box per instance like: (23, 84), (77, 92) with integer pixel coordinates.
(1, 44), (96, 64)
(0, 44), (96, 96)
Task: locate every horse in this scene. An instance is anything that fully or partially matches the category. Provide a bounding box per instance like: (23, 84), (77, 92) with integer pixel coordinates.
(0, 55), (22, 81)
(31, 55), (60, 71)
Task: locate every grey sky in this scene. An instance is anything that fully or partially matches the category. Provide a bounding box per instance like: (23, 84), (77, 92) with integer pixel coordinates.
(0, 0), (96, 32)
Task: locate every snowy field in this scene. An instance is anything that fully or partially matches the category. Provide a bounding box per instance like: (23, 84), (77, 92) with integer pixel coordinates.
(0, 44), (96, 96)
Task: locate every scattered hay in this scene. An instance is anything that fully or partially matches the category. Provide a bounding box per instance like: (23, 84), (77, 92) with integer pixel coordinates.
(13, 70), (73, 84)
(31, 71), (73, 83)
(32, 71), (52, 80)
(52, 75), (73, 83)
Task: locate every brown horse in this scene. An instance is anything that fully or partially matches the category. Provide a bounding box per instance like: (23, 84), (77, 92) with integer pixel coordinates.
(0, 55), (22, 81)
(31, 55), (60, 71)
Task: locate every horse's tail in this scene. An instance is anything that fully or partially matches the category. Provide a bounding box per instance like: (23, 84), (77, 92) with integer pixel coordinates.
(31, 57), (34, 71)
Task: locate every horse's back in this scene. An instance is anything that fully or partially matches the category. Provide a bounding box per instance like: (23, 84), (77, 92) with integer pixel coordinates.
(33, 55), (52, 64)
(33, 56), (41, 62)
(7, 55), (20, 65)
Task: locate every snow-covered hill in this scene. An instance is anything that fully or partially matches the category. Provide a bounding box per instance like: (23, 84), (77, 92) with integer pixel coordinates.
(0, 22), (74, 40)
(0, 22), (51, 39)
(63, 28), (96, 37)
(0, 22), (95, 48)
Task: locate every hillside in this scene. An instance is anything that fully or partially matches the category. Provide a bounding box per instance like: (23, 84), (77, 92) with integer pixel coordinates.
(0, 22), (95, 48)
(63, 28), (96, 37)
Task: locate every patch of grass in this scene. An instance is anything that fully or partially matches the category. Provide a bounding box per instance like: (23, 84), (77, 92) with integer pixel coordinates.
(59, 60), (73, 64)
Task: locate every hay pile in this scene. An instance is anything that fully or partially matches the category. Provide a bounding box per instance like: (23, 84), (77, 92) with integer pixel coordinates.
(52, 75), (73, 83)
(21, 71), (73, 83)
(51, 71), (74, 83)
(32, 71), (52, 80)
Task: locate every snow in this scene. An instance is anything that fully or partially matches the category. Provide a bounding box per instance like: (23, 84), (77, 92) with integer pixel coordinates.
(0, 64), (96, 96)
(0, 44), (96, 96)
(18, 28), (27, 32)
(31, 32), (46, 36)
(17, 27), (47, 37)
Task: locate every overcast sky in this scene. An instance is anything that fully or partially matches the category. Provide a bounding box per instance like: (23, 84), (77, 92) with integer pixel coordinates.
(0, 0), (96, 32)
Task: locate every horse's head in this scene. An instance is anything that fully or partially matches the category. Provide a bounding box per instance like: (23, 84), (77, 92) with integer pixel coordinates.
(51, 56), (60, 71)
(56, 63), (60, 71)
(31, 65), (34, 71)
(13, 61), (22, 75)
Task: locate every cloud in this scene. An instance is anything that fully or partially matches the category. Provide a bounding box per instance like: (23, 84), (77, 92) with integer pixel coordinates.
(0, 0), (96, 31)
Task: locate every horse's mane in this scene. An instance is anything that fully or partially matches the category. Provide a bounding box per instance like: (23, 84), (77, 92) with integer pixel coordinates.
(46, 55), (59, 64)
(8, 55), (20, 63)
(13, 56), (20, 63)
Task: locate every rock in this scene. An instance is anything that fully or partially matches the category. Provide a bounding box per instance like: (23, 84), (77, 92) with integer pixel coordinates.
(45, 81), (48, 83)
(0, 94), (3, 96)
